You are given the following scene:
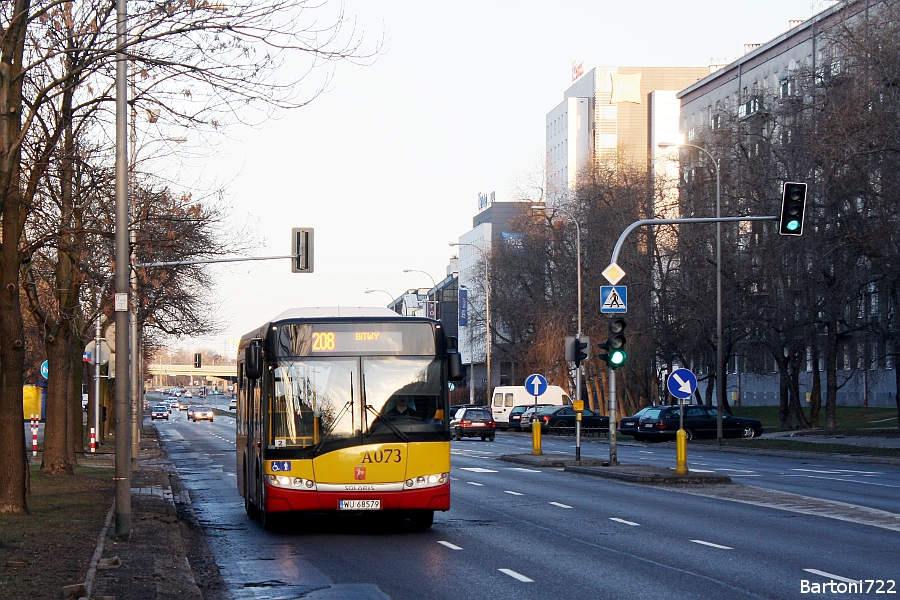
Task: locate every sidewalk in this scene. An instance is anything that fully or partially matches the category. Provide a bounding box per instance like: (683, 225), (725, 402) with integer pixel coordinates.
(76, 424), (226, 600)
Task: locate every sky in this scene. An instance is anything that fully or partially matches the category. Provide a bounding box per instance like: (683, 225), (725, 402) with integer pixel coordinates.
(176, 0), (825, 356)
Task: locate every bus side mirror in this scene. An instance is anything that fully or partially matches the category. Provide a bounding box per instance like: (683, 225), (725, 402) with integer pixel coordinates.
(245, 340), (262, 379)
(448, 351), (464, 382)
(446, 336), (459, 351)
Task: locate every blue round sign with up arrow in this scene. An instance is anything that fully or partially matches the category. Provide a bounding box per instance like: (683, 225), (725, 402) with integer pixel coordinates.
(525, 373), (548, 397)
(667, 368), (697, 400)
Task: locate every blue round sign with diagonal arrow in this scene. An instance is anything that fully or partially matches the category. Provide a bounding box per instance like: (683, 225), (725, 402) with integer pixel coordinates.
(525, 373), (548, 397)
(667, 368), (697, 400)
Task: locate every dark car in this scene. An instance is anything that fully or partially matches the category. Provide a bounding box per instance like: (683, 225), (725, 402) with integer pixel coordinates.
(150, 405), (169, 420)
(535, 405), (610, 435)
(507, 404), (548, 431)
(635, 405), (763, 442)
(450, 407), (496, 441)
(189, 406), (214, 422)
(618, 406), (656, 437)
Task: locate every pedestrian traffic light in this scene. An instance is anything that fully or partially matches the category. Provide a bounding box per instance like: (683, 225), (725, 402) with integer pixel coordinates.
(779, 182), (808, 236)
(598, 319), (627, 369)
(194, 353), (202, 368)
(565, 336), (591, 366)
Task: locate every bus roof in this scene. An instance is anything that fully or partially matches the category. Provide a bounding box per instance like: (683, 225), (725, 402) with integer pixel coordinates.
(271, 307), (400, 321)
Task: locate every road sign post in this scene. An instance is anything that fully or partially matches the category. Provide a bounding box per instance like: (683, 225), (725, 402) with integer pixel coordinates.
(667, 368), (698, 475)
(525, 374), (548, 456)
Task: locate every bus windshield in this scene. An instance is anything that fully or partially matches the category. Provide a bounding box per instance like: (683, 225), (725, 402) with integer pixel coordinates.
(269, 356), (449, 454)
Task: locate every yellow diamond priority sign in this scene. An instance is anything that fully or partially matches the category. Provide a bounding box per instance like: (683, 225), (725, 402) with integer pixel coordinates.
(602, 263), (626, 285)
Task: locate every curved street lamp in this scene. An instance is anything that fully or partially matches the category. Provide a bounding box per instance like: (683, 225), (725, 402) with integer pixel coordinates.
(659, 140), (724, 444)
(403, 269), (439, 319)
(449, 242), (490, 403)
(364, 289), (396, 308)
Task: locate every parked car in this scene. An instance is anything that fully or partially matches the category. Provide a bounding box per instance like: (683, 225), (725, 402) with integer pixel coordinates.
(520, 405), (559, 432)
(150, 405), (169, 420)
(189, 406), (214, 422)
(618, 406), (656, 437)
(449, 407), (495, 441)
(534, 405), (610, 434)
(490, 385), (572, 429)
(510, 404), (551, 431)
(635, 405), (763, 442)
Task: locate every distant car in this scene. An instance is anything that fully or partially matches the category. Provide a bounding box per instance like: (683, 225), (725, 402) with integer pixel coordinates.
(169, 399), (179, 410)
(635, 405), (763, 442)
(449, 407), (495, 441)
(151, 405), (169, 420)
(184, 391), (193, 398)
(189, 406), (214, 422)
(534, 405), (609, 434)
(618, 406), (656, 437)
(228, 399), (237, 410)
(178, 401), (189, 411)
(186, 406), (195, 419)
(510, 404), (552, 431)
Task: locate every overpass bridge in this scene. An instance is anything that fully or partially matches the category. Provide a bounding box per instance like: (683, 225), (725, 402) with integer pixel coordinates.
(146, 363), (236, 388)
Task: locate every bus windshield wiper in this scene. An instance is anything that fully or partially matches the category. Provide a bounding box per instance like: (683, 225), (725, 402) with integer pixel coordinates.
(311, 399), (352, 454)
(364, 404), (410, 442)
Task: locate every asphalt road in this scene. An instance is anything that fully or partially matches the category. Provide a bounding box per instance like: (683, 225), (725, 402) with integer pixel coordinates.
(141, 408), (900, 600)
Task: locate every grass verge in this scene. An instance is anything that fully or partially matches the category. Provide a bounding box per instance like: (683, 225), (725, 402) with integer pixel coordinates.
(0, 463), (114, 600)
(730, 405), (898, 430)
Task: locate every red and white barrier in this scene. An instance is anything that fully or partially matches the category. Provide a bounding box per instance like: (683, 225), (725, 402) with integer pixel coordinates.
(31, 414), (38, 456)
(90, 428), (96, 453)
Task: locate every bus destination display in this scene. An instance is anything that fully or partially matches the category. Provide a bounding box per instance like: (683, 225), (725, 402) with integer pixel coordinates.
(311, 330), (403, 353)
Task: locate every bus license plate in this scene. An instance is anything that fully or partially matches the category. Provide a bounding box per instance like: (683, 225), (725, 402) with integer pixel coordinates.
(339, 499), (381, 510)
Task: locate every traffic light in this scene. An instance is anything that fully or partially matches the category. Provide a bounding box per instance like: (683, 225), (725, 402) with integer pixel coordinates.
(291, 227), (314, 273)
(598, 319), (627, 369)
(194, 353), (202, 368)
(565, 336), (591, 366)
(779, 182), (808, 236)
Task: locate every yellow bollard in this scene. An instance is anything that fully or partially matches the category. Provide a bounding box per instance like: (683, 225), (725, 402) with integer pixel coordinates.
(675, 428), (688, 475)
(532, 420), (542, 455)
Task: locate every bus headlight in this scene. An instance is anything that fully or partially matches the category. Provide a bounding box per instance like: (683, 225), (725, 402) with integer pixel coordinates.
(404, 473), (448, 490)
(267, 474), (316, 490)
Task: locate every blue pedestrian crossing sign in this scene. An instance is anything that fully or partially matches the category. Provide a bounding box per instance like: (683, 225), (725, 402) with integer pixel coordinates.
(667, 368), (697, 400)
(525, 374), (548, 397)
(600, 286), (627, 313)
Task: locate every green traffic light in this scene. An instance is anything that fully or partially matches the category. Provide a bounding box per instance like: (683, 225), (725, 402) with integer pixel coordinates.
(610, 349), (627, 366)
(786, 220), (800, 231)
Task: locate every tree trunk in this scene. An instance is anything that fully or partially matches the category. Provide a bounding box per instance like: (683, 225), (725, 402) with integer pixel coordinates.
(71, 336), (86, 454)
(825, 323), (838, 431)
(40, 332), (74, 475)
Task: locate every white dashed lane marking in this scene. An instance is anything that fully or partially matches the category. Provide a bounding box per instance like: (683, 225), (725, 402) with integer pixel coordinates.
(549, 502), (573, 509)
(690, 540), (733, 550)
(802, 569), (859, 584)
(504, 491), (523, 496)
(609, 518), (640, 526)
(467, 482), (483, 487)
(499, 569), (534, 583)
(459, 467), (498, 473)
(437, 541), (462, 550)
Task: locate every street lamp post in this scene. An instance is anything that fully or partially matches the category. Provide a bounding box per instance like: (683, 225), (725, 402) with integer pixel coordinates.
(659, 141), (724, 444)
(364, 289), (397, 309)
(403, 269), (439, 319)
(449, 242), (490, 404)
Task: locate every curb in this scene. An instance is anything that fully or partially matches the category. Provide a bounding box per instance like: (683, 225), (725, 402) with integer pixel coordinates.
(498, 454), (733, 484)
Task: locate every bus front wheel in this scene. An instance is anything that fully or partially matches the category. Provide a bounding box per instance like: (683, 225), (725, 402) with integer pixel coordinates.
(408, 510), (434, 531)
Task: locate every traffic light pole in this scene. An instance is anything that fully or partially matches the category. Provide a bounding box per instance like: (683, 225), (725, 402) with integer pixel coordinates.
(609, 369), (617, 465)
(606, 215), (778, 447)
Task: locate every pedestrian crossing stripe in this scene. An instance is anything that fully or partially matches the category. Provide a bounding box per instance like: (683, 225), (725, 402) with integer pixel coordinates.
(600, 286), (627, 313)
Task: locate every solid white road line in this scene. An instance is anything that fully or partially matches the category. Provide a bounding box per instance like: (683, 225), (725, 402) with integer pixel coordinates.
(504, 491), (523, 496)
(508, 467), (541, 472)
(802, 569), (860, 584)
(549, 501), (573, 509)
(690, 540), (733, 550)
(498, 568), (534, 583)
(437, 541), (462, 550)
(609, 518), (640, 526)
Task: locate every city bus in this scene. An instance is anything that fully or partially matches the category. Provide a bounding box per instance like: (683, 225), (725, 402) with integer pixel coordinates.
(236, 307), (463, 530)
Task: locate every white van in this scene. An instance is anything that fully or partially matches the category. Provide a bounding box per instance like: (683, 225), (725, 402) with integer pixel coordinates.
(490, 385), (572, 429)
